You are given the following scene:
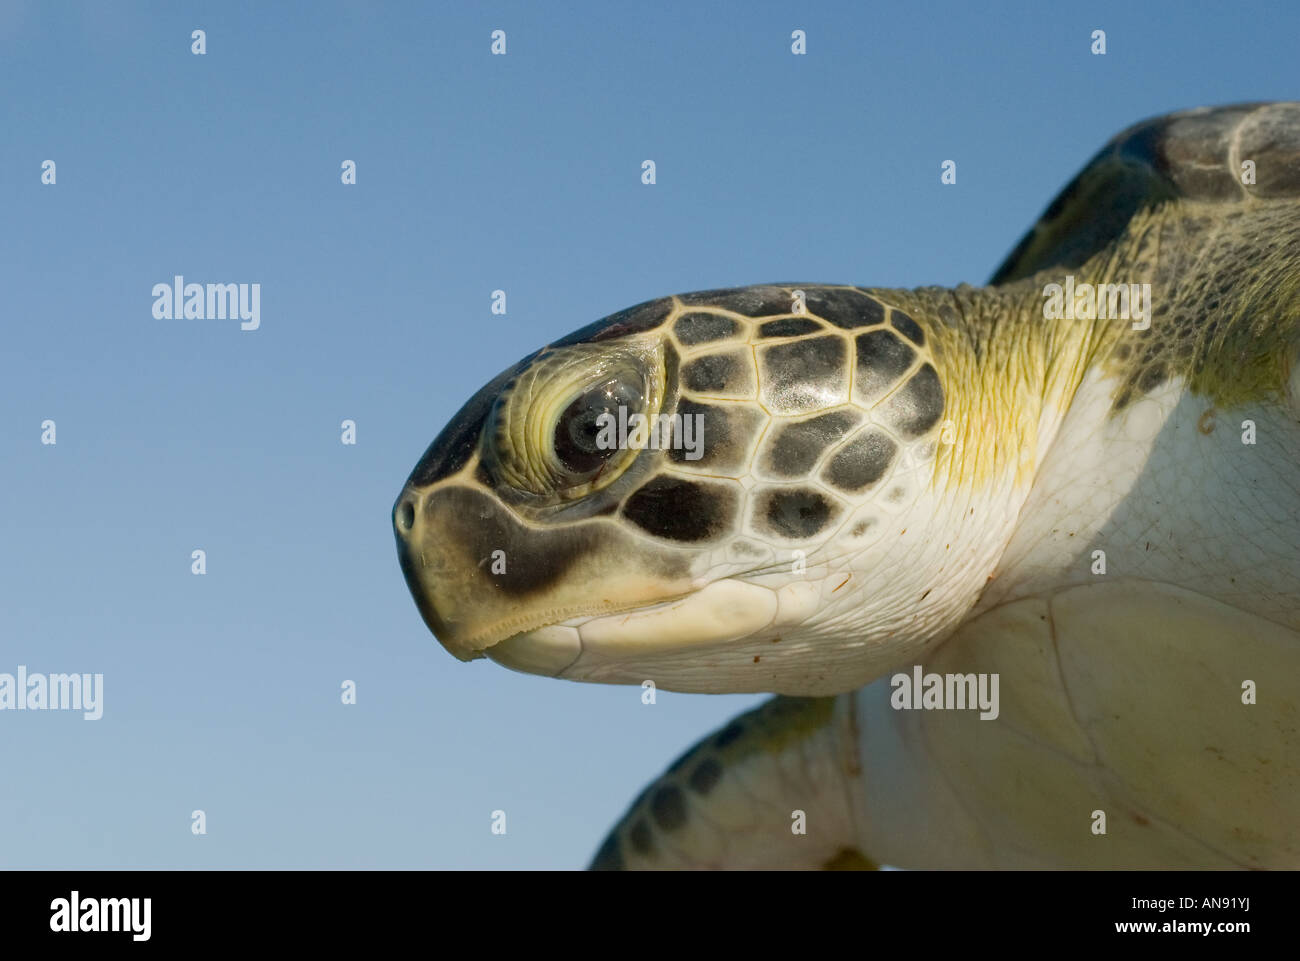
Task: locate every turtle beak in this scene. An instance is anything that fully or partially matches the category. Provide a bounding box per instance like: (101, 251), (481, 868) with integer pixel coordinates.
(394, 493), (589, 674)
(393, 482), (513, 662)
(392, 485), (472, 658)
(392, 477), (705, 670)
(391, 479), (644, 662)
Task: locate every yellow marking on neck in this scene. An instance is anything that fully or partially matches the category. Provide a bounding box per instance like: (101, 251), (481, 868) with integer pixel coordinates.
(879, 200), (1300, 498)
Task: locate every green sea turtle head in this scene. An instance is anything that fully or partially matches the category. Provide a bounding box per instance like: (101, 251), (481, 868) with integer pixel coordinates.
(391, 284), (1022, 695)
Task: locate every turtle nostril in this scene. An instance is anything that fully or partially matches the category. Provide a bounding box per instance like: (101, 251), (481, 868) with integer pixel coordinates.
(396, 498), (416, 534)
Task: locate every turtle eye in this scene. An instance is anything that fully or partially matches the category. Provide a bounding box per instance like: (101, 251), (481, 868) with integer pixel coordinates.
(553, 378), (644, 475)
(482, 341), (665, 500)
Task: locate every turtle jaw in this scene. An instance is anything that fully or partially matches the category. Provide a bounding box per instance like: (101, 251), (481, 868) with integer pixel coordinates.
(485, 578), (787, 680)
(392, 482), (582, 662)
(393, 476), (810, 682)
(392, 479), (704, 663)
(482, 577), (898, 696)
(485, 625), (585, 676)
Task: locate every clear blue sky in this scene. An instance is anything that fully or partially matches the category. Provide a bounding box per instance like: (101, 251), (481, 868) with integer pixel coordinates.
(1, 0), (1295, 868)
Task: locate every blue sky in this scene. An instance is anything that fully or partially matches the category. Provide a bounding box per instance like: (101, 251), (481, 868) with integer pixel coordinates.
(1, 1), (1296, 868)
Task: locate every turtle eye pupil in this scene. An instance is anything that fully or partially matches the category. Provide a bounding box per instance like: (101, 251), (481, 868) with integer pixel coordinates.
(553, 377), (642, 476)
(568, 408), (606, 452)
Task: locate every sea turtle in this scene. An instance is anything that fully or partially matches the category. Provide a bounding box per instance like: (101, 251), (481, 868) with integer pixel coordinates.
(393, 102), (1300, 869)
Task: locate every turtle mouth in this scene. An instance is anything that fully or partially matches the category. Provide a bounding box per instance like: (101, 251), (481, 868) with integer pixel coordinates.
(394, 537), (620, 662)
(486, 624), (584, 675)
(486, 578), (785, 680)
(393, 476), (712, 666)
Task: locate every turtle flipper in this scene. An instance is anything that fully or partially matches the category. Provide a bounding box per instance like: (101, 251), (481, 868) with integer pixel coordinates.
(589, 695), (869, 870)
(991, 102), (1300, 284)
